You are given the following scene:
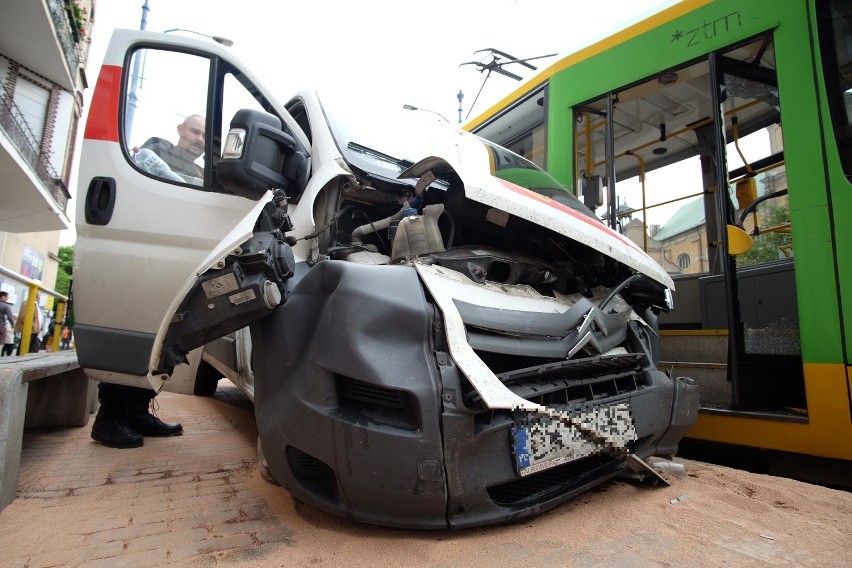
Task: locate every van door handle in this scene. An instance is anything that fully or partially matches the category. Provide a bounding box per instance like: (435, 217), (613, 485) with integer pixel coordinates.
(84, 177), (116, 225)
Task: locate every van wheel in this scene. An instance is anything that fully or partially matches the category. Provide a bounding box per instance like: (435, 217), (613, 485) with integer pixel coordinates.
(194, 361), (221, 396)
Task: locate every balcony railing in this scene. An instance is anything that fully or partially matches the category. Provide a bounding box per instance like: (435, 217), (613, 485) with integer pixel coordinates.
(47, 0), (81, 74)
(0, 77), (70, 212)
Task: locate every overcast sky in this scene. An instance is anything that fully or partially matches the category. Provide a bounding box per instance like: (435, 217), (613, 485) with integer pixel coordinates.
(60, 0), (678, 244)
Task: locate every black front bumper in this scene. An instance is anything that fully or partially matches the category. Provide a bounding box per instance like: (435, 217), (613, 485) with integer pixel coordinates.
(251, 261), (698, 529)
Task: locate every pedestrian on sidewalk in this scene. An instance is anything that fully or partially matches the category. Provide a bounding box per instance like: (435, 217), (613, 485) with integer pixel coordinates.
(91, 383), (183, 448)
(41, 315), (56, 352)
(13, 296), (40, 354)
(0, 292), (15, 356)
(60, 326), (72, 350)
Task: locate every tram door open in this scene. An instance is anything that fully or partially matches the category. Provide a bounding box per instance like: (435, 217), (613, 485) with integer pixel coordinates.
(573, 34), (804, 413)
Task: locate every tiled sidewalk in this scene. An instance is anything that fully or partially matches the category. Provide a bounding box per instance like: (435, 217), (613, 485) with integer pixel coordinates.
(0, 385), (293, 567)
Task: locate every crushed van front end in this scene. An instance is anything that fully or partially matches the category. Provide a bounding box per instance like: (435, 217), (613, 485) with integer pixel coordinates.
(251, 259), (698, 529)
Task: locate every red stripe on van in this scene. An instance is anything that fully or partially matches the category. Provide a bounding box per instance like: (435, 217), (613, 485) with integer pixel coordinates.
(84, 65), (122, 142)
(494, 177), (645, 253)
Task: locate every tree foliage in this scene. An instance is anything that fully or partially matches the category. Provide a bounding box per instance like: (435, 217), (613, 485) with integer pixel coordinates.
(55, 246), (74, 297)
(737, 205), (791, 267)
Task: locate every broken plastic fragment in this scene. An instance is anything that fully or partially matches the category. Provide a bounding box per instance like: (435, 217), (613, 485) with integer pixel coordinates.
(649, 458), (687, 478)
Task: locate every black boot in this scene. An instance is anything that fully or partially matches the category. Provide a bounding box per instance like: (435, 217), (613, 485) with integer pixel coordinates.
(91, 413), (144, 448)
(125, 388), (183, 437)
(91, 384), (143, 448)
(127, 412), (183, 437)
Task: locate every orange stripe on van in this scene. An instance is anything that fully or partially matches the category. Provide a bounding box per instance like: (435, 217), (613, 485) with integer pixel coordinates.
(84, 65), (122, 142)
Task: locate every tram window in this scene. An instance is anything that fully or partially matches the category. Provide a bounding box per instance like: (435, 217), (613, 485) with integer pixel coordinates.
(725, 126), (790, 268)
(574, 37), (791, 277)
(719, 34), (791, 271)
(720, 37), (800, 359)
(576, 59), (712, 276)
(476, 88), (547, 169)
(505, 123), (546, 169)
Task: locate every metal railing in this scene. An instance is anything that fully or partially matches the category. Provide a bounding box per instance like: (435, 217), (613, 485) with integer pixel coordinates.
(0, 265), (69, 354)
(0, 77), (70, 212)
(47, 0), (81, 73)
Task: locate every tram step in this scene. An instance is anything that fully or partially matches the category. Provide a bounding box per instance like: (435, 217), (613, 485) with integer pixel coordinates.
(659, 330), (727, 363)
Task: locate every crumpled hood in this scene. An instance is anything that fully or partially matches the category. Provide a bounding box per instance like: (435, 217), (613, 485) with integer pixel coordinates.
(401, 156), (675, 290)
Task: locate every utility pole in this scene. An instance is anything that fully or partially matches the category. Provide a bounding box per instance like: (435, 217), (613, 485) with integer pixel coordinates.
(125, 0), (149, 139)
(139, 0), (149, 30)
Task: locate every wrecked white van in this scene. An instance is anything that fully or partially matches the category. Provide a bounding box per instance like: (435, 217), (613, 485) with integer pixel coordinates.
(74, 30), (698, 529)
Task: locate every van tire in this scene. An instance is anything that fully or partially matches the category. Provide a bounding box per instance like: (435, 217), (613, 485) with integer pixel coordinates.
(194, 361), (221, 397)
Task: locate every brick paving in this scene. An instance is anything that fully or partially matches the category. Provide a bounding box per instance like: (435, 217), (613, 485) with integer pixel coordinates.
(0, 384), (294, 567)
(2, 381), (851, 568)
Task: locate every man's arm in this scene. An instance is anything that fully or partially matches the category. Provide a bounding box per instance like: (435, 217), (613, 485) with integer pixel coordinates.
(140, 137), (170, 155)
(140, 138), (198, 179)
(135, 138), (186, 182)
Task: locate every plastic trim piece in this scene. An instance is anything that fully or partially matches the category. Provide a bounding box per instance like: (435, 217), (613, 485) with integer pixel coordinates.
(74, 324), (155, 376)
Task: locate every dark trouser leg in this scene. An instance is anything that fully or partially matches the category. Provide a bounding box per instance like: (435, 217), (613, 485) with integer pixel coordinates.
(91, 383), (144, 448)
(124, 385), (183, 437)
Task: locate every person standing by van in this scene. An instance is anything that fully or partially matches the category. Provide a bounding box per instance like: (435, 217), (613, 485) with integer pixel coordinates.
(91, 384), (183, 448)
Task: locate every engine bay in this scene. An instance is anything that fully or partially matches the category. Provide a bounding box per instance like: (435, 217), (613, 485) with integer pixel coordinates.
(306, 169), (669, 311)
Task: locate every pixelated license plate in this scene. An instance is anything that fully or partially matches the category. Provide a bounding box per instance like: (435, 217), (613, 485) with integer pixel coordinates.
(511, 403), (636, 476)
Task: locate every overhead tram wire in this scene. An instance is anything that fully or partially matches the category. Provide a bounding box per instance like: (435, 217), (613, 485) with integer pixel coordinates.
(460, 49), (557, 120)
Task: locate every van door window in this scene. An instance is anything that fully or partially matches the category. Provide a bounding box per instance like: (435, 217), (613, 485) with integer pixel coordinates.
(123, 48), (210, 187)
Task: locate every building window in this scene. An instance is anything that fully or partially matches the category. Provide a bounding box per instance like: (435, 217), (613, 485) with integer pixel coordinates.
(677, 253), (691, 270)
(13, 73), (50, 148)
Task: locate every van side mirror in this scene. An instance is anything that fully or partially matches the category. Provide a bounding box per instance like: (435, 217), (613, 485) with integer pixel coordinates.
(216, 109), (300, 200)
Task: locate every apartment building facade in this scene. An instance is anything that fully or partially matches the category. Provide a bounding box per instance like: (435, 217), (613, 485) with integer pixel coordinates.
(0, 0), (94, 311)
